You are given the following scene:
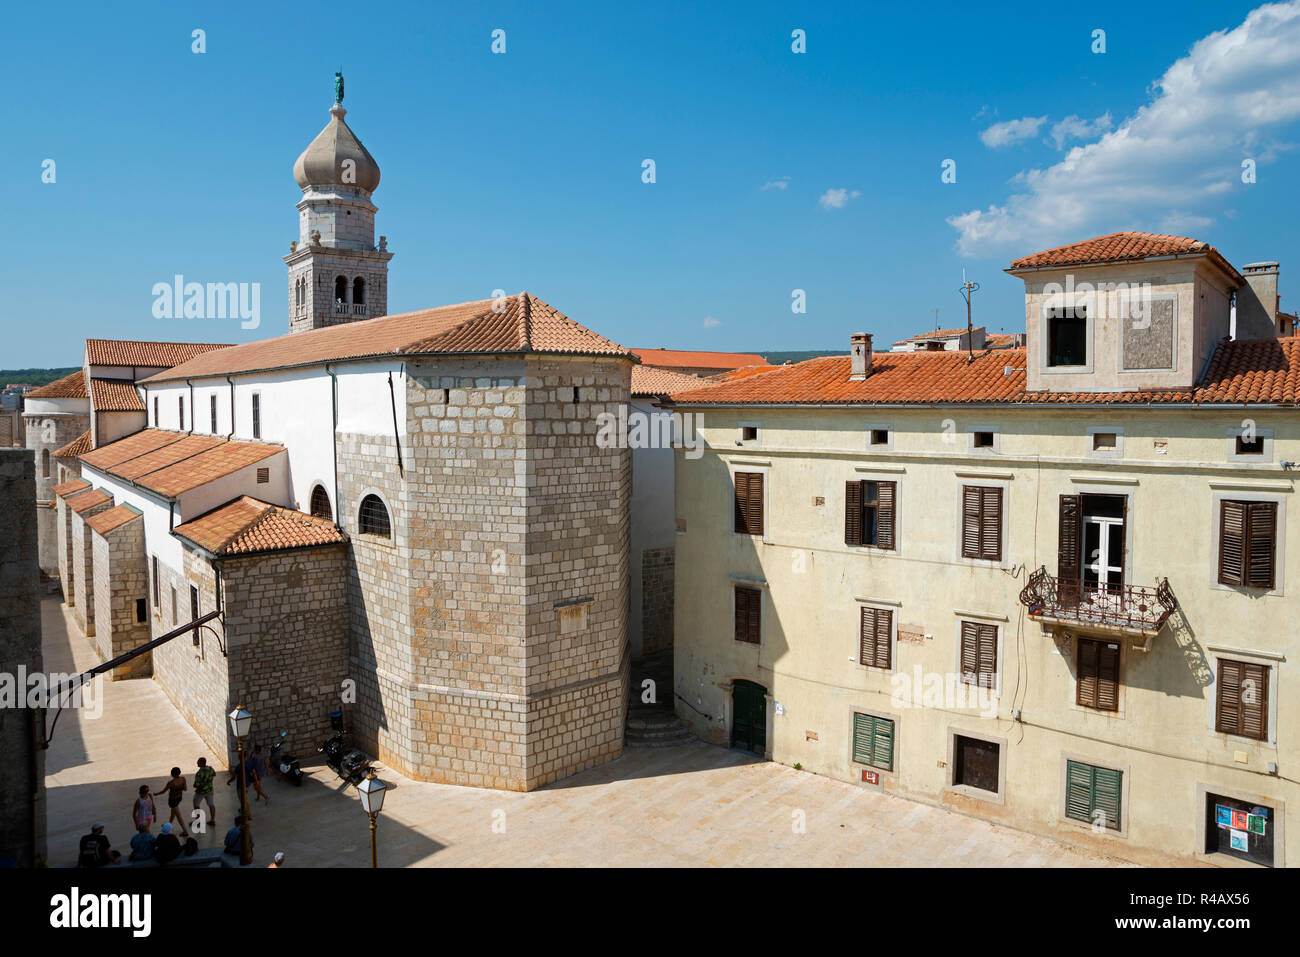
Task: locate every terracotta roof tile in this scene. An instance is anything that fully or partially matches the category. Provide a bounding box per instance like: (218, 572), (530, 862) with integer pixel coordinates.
(138, 443), (283, 497)
(631, 365), (714, 396)
(26, 370), (87, 399)
(52, 478), (90, 498)
(68, 489), (113, 514)
(53, 430), (92, 459)
(174, 496), (346, 556)
(1008, 231), (1243, 283)
(79, 429), (187, 470)
(710, 364), (789, 384)
(668, 337), (1300, 408)
(86, 504), (142, 535)
(90, 378), (146, 412)
(141, 293), (630, 384)
(631, 348), (769, 370)
(894, 326), (985, 344)
(85, 339), (233, 367)
(111, 434), (224, 481)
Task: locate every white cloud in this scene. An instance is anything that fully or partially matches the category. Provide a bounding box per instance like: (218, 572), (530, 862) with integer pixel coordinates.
(818, 187), (861, 209)
(761, 177), (790, 190)
(702, 315), (721, 328)
(1048, 112), (1113, 149)
(979, 115), (1047, 148)
(949, 1), (1300, 257)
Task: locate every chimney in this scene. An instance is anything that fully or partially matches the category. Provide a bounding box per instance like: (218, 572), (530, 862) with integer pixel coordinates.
(1238, 262), (1280, 338)
(850, 333), (872, 380)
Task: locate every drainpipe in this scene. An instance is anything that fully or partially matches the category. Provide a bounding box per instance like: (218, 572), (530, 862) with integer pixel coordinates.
(186, 379), (195, 434)
(388, 369), (405, 478)
(226, 376), (236, 440)
(325, 363), (341, 529)
(1229, 291), (1238, 341)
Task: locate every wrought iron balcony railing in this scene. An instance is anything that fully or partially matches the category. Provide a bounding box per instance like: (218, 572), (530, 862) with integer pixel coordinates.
(1019, 566), (1177, 635)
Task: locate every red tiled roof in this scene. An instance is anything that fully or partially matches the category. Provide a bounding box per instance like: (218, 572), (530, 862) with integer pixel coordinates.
(111, 434), (224, 481)
(26, 370), (87, 399)
(53, 430), (92, 459)
(631, 365), (714, 396)
(90, 378), (146, 412)
(985, 333), (1017, 348)
(668, 337), (1300, 407)
(894, 326), (985, 345)
(710, 364), (788, 384)
(80, 429), (187, 470)
(86, 504), (142, 535)
(85, 339), (233, 367)
(140, 443), (282, 497)
(630, 348), (769, 370)
(68, 489), (113, 514)
(52, 478), (90, 498)
(1007, 231), (1244, 283)
(140, 293), (630, 384)
(174, 496), (346, 556)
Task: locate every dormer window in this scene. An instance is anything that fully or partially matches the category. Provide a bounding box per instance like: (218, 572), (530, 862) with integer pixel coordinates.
(1047, 306), (1087, 367)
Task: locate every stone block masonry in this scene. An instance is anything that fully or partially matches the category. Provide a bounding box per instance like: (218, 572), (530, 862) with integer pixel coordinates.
(640, 546), (675, 654)
(70, 498), (114, 636)
(0, 450), (46, 866)
(25, 412), (90, 576)
(91, 516), (151, 679)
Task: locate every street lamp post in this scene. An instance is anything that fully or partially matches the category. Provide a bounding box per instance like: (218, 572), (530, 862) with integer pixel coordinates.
(357, 769), (387, 868)
(228, 704), (254, 866)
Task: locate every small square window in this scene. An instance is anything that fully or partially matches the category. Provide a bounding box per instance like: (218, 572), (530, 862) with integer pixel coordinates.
(870, 428), (889, 446)
(1236, 435), (1264, 456)
(1092, 432), (1118, 452)
(973, 431), (995, 449)
(741, 426), (759, 442)
(1047, 307), (1087, 367)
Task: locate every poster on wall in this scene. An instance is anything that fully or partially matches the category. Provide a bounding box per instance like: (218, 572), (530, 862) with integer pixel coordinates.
(1230, 808), (1249, 830)
(1248, 812), (1268, 835)
(1215, 805), (1232, 829)
(1230, 829), (1250, 852)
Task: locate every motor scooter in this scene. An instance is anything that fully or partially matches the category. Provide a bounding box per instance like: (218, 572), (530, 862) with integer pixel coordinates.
(270, 730), (303, 786)
(318, 711), (373, 787)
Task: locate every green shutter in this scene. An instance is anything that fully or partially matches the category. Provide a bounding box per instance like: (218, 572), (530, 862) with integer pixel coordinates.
(852, 713), (894, 771)
(1065, 760), (1121, 831)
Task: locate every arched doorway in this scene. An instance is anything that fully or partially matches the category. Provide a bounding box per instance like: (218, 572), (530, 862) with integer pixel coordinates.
(731, 679), (767, 755)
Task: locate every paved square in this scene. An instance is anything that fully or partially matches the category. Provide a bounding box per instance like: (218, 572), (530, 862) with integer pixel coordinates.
(43, 598), (1130, 867)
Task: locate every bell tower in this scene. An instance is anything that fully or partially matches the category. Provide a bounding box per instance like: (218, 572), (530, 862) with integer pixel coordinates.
(284, 74), (393, 333)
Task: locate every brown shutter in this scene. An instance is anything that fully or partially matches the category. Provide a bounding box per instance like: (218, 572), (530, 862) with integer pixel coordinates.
(734, 586), (762, 644)
(734, 473), (747, 533)
(876, 481), (896, 550)
(859, 607), (873, 665)
(1097, 642), (1120, 712)
(980, 488), (1003, 561)
(1219, 501), (1246, 586)
(977, 623), (997, 687)
(746, 472), (764, 536)
(875, 608), (892, 668)
(1246, 501), (1277, 589)
(961, 486), (982, 558)
(845, 480), (863, 546)
(1077, 638), (1099, 708)
(1058, 494), (1082, 583)
(1216, 659), (1242, 735)
(1240, 661), (1269, 740)
(959, 621), (978, 683)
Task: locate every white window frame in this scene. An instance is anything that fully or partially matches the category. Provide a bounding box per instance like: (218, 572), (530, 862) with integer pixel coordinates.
(1086, 424), (1124, 459)
(1040, 298), (1095, 374)
(736, 420), (762, 449)
(864, 422), (894, 453)
(1226, 425), (1274, 464)
(967, 423), (1001, 455)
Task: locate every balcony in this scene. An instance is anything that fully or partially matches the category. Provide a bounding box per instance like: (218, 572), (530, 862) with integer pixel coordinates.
(332, 302), (367, 316)
(1019, 566), (1177, 643)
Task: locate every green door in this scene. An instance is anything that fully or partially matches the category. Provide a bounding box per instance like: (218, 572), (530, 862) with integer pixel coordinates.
(731, 680), (767, 754)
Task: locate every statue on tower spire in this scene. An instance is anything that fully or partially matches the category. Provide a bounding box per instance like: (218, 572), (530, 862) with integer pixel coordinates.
(334, 71), (344, 105)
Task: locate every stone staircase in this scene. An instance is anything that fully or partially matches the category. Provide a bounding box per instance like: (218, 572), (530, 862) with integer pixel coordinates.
(625, 649), (694, 748)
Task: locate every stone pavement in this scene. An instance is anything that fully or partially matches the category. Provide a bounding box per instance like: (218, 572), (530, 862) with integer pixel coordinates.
(42, 597), (1132, 867)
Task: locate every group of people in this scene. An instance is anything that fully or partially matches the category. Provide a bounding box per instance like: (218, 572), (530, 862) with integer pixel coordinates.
(76, 752), (284, 868)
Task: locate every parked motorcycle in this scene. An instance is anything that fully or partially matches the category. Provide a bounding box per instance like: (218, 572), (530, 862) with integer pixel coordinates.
(318, 710), (373, 787)
(270, 730), (303, 786)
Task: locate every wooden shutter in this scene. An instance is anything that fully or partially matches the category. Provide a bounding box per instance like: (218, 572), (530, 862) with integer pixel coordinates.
(1064, 760), (1093, 824)
(1065, 760), (1122, 831)
(1246, 502), (1277, 589)
(859, 607), (892, 668)
(960, 621), (996, 686)
(961, 486), (981, 558)
(876, 481), (896, 550)
(734, 586), (761, 644)
(1217, 658), (1269, 740)
(1219, 501), (1246, 586)
(1077, 639), (1119, 711)
(845, 481), (863, 546)
(1058, 494), (1082, 582)
(980, 487), (1002, 560)
(852, 713), (894, 771)
(734, 472), (764, 536)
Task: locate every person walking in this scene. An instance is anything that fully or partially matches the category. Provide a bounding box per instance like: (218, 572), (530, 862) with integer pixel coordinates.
(158, 767), (188, 836)
(248, 745), (270, 805)
(192, 757), (216, 828)
(131, 784), (155, 833)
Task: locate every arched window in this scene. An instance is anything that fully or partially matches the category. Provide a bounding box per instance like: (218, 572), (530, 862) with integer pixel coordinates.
(358, 494), (391, 539)
(334, 275), (348, 303)
(309, 485), (333, 521)
(41, 449), (50, 478)
(352, 276), (366, 305)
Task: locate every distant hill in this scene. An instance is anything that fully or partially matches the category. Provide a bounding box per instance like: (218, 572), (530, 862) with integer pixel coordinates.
(1, 367), (80, 388)
(759, 350), (843, 365)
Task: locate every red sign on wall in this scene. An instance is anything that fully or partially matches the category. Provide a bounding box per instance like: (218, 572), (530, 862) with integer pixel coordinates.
(861, 769), (879, 785)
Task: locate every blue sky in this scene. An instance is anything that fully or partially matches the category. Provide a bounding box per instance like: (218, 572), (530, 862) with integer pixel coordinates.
(3, 0), (1298, 366)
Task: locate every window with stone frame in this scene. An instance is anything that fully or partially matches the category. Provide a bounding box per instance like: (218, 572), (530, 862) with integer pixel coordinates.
(358, 494), (391, 538)
(309, 485), (333, 521)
